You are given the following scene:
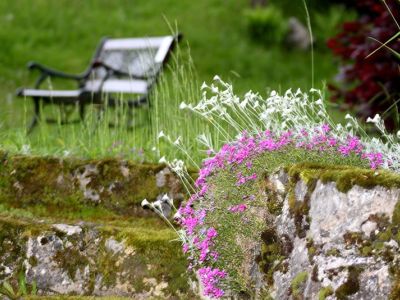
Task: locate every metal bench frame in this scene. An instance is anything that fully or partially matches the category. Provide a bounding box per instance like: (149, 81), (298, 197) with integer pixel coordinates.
(16, 34), (182, 133)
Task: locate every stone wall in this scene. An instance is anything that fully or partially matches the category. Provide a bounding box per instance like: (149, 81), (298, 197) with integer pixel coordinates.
(0, 152), (199, 299)
(237, 167), (400, 299)
(0, 151), (194, 216)
(2, 152), (400, 299)
(0, 216), (196, 299)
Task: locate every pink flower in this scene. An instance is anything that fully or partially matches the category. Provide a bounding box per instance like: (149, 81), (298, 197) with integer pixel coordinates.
(207, 227), (218, 239)
(229, 204), (248, 213)
(198, 267), (227, 298)
(183, 125), (390, 299)
(248, 173), (257, 180)
(365, 152), (383, 169)
(327, 137), (337, 147)
(321, 124), (331, 133)
(182, 217), (199, 235)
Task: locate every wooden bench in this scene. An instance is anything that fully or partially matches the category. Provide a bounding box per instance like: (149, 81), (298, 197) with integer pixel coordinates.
(16, 34), (182, 132)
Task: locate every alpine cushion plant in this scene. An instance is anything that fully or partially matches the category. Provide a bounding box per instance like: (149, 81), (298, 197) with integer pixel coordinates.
(157, 78), (400, 298)
(327, 0), (400, 129)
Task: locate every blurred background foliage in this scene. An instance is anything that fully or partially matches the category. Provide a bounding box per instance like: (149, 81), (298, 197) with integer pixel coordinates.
(0, 0), (397, 160)
(0, 0), (355, 95)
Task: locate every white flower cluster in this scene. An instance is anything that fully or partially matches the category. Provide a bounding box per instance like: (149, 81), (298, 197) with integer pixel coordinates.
(141, 194), (187, 244)
(179, 77), (400, 172)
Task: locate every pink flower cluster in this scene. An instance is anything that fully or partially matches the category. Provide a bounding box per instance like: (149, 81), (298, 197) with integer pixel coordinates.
(236, 172), (257, 186)
(198, 267), (227, 298)
(228, 203), (247, 213)
(179, 124), (385, 298)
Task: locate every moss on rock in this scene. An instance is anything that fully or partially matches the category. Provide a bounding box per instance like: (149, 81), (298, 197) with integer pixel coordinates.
(335, 266), (361, 300)
(290, 271), (308, 299)
(318, 286), (333, 300)
(287, 163), (400, 194)
(0, 153), (191, 218)
(256, 228), (291, 285)
(0, 209), (193, 298)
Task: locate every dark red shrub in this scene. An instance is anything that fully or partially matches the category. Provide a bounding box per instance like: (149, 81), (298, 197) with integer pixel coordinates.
(327, 0), (400, 129)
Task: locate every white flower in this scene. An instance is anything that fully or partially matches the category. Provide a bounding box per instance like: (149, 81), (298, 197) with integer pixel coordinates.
(21, 144), (31, 155)
(213, 75), (221, 82)
(366, 114), (381, 124)
(239, 99), (248, 109)
(211, 85), (219, 93)
(173, 136), (182, 145)
(161, 194), (173, 207)
(152, 200), (164, 214)
(345, 113), (353, 120)
(159, 156), (167, 164)
(179, 102), (187, 110)
(141, 199), (151, 209)
(157, 131), (165, 139)
(173, 211), (182, 222)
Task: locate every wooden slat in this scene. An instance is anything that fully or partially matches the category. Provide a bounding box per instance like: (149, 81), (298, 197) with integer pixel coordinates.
(85, 79), (148, 94)
(20, 89), (80, 98)
(103, 36), (169, 50)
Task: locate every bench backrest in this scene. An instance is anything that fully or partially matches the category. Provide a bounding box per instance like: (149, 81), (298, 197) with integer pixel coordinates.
(94, 35), (177, 80)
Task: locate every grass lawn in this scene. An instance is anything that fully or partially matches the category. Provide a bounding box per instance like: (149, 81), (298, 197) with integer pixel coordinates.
(0, 0), (355, 162)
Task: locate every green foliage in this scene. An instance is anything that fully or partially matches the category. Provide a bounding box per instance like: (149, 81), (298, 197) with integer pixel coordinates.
(313, 5), (357, 50)
(0, 275), (37, 299)
(318, 286), (334, 300)
(244, 6), (288, 45)
(291, 271), (308, 298)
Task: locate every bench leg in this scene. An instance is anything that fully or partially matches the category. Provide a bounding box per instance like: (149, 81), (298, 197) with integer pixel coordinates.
(79, 103), (86, 122)
(27, 98), (41, 134)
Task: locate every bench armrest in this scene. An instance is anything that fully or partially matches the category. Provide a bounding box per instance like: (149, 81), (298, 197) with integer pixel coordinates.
(27, 61), (85, 80)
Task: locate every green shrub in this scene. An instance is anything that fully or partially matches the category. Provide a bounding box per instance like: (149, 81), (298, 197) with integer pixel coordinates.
(244, 6), (288, 45)
(313, 5), (356, 50)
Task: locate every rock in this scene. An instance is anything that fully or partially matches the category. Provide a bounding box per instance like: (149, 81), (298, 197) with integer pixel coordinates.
(385, 240), (399, 249)
(266, 169), (287, 195)
(285, 17), (312, 50)
(155, 167), (185, 203)
(0, 217), (197, 298)
(105, 238), (124, 255)
(0, 154), (191, 217)
(231, 168), (400, 299)
(309, 182), (399, 245)
(53, 224), (82, 236)
(294, 179), (308, 202)
(361, 221), (377, 238)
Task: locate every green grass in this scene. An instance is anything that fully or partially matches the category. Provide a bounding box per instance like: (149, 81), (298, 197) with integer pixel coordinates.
(0, 0), (356, 163)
